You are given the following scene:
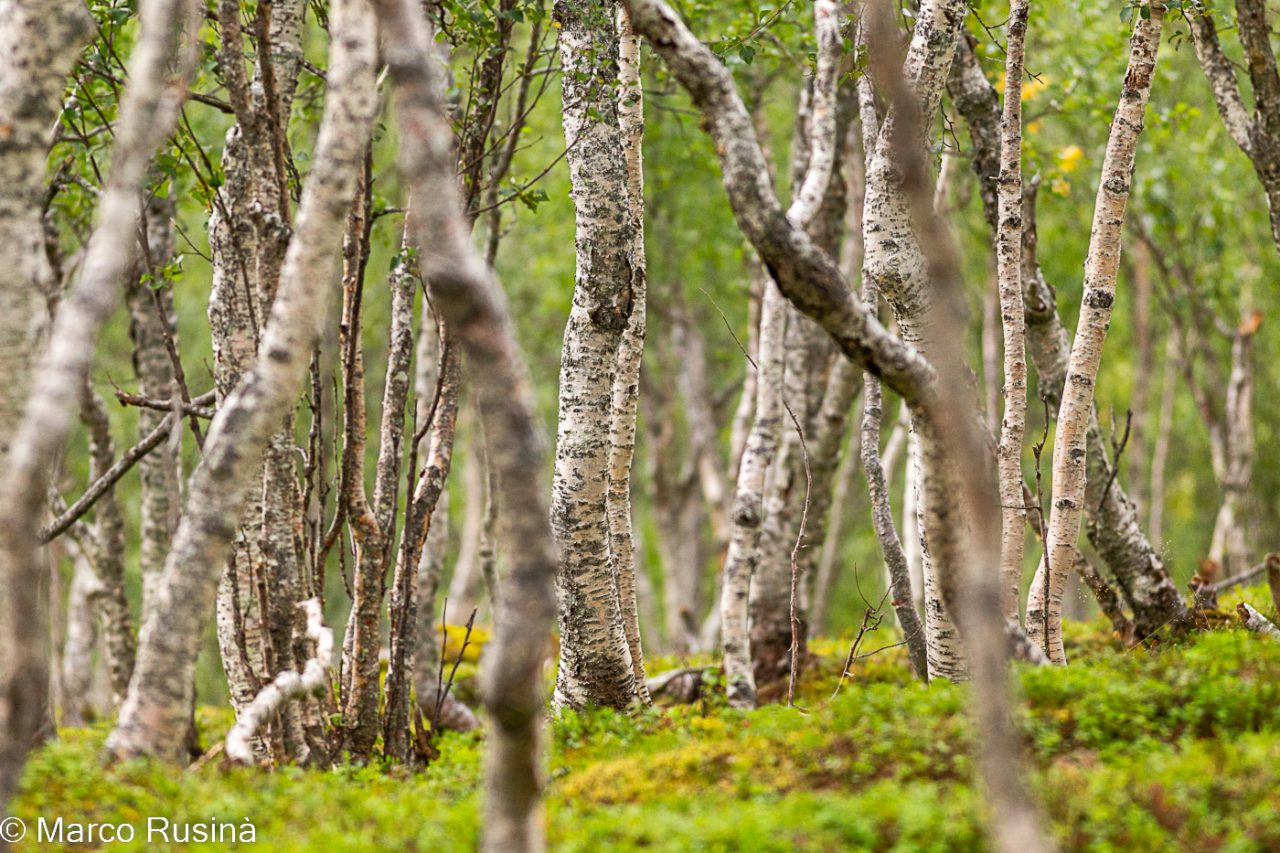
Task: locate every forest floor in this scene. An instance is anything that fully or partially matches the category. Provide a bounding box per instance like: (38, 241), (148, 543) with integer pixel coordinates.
(13, 584), (1280, 852)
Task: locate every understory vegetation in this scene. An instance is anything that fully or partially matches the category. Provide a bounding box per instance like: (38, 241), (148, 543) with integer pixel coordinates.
(18, 585), (1280, 851)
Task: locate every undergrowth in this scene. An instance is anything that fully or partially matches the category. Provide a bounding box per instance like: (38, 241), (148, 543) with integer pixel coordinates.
(13, 586), (1280, 851)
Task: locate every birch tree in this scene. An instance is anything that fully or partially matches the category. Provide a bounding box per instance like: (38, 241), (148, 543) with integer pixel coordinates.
(994, 0), (1031, 620)
(1187, 0), (1280, 255)
(551, 0), (642, 711)
(1033, 3), (1165, 664)
(107, 0), (379, 761)
(949, 34), (1187, 643)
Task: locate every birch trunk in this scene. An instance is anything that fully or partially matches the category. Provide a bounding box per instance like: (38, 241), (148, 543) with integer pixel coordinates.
(721, 281), (786, 708)
(951, 37), (1186, 640)
(862, 353), (929, 679)
(208, 0), (308, 726)
(1, 0), (199, 799)
(749, 4), (844, 694)
(407, 307), (479, 735)
(78, 383), (135, 701)
(1187, 1), (1280, 254)
(60, 549), (106, 726)
(107, 0), (379, 761)
(861, 0), (969, 348)
(448, 433), (488, 617)
(551, 0), (640, 711)
(1147, 333), (1177, 545)
(644, 336), (705, 652)
(372, 2), (561, 845)
(343, 186), (419, 758)
(125, 198), (182, 620)
(609, 3), (650, 698)
(1208, 315), (1257, 579)
(1037, 5), (1163, 664)
(995, 0), (1031, 621)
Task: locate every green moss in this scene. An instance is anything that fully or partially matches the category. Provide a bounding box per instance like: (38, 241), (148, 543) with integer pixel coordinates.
(14, 604), (1280, 851)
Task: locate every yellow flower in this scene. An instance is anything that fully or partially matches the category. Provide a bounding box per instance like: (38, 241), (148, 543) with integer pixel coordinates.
(1057, 144), (1084, 173)
(1027, 120), (1043, 135)
(1051, 176), (1071, 197)
(1022, 76), (1050, 101)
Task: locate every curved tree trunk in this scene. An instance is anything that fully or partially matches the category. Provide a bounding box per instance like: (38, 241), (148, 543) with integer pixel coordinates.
(551, 0), (640, 712)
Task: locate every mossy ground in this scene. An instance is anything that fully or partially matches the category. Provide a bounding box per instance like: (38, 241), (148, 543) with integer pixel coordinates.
(14, 587), (1280, 851)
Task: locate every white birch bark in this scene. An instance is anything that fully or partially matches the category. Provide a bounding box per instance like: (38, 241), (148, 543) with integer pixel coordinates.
(209, 0), (309, 722)
(861, 0), (969, 348)
(1208, 314), (1257, 578)
(1034, 4), (1164, 664)
(225, 599), (333, 764)
(1238, 603), (1280, 638)
(609, 3), (650, 700)
(721, 281), (786, 708)
(551, 0), (640, 712)
(1147, 332), (1178, 545)
(995, 0), (1031, 621)
(125, 198), (182, 622)
(107, 0), (379, 761)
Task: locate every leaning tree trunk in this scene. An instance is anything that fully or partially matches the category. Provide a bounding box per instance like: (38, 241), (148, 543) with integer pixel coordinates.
(1034, 4), (1163, 664)
(106, 0), (379, 762)
(0, 0), (92, 807)
(950, 27), (1187, 643)
(1187, 0), (1280, 255)
(0, 0), (199, 804)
